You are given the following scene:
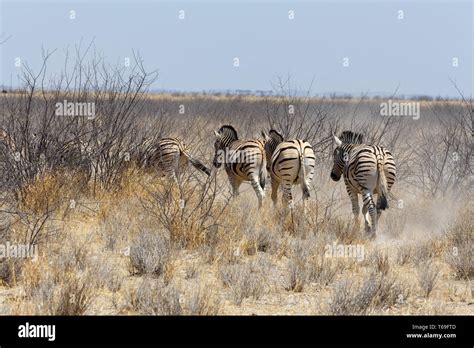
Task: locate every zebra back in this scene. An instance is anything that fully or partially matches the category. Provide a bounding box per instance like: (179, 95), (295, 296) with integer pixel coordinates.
(332, 132), (396, 206)
(270, 139), (315, 185)
(214, 125), (266, 184)
(143, 137), (210, 176)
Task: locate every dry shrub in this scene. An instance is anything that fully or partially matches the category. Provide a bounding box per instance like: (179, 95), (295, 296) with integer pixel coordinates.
(0, 259), (22, 286)
(383, 210), (407, 238)
(184, 262), (199, 280)
(0, 227), (23, 286)
(124, 278), (220, 315)
(369, 248), (391, 275)
(284, 239), (310, 292)
(51, 270), (97, 315)
(16, 170), (84, 215)
(219, 262), (264, 305)
(125, 278), (182, 315)
(413, 240), (438, 263)
(328, 269), (409, 315)
(285, 259), (307, 292)
(140, 173), (227, 249)
(95, 258), (123, 293)
(395, 243), (415, 266)
(128, 229), (170, 276)
(307, 255), (343, 286)
(201, 225), (220, 263)
(243, 227), (274, 254)
(185, 284), (221, 315)
(444, 213), (473, 280)
(19, 246), (99, 315)
(416, 260), (440, 298)
(327, 217), (363, 244)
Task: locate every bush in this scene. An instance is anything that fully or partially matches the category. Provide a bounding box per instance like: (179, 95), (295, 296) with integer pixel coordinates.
(219, 262), (263, 305)
(328, 270), (409, 315)
(185, 285), (220, 315)
(444, 216), (473, 280)
(20, 249), (98, 315)
(128, 229), (170, 276)
(416, 260), (439, 298)
(126, 278), (182, 315)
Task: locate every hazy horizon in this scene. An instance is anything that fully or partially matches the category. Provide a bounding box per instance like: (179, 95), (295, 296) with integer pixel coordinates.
(1, 0), (472, 98)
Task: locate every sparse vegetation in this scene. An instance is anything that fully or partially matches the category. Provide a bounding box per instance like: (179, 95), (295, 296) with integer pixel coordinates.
(0, 50), (471, 315)
(417, 260), (440, 298)
(328, 269), (409, 315)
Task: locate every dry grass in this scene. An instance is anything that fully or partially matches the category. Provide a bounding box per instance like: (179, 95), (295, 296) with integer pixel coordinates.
(328, 269), (410, 315)
(0, 94), (472, 316)
(444, 215), (473, 280)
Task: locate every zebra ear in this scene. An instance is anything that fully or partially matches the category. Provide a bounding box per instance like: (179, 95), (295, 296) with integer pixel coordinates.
(214, 130), (220, 138)
(334, 135), (342, 146)
(261, 131), (270, 142)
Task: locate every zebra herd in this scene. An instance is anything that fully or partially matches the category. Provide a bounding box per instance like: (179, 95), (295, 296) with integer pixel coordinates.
(142, 125), (396, 238)
(0, 125), (396, 238)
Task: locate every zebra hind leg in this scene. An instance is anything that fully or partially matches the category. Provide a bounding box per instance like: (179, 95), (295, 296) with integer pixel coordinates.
(250, 176), (265, 208)
(349, 190), (361, 232)
(228, 175), (242, 198)
(362, 191), (377, 239)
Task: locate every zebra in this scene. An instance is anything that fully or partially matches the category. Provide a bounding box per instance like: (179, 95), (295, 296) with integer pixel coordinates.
(141, 137), (210, 184)
(213, 125), (267, 208)
(262, 129), (316, 209)
(330, 131), (396, 238)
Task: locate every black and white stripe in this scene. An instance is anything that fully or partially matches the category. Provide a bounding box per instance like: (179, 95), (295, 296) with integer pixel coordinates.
(213, 125), (267, 208)
(330, 131), (396, 238)
(141, 137), (210, 183)
(262, 130), (316, 208)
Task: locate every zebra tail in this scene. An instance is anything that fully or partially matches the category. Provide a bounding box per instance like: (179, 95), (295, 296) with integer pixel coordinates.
(377, 161), (389, 210)
(259, 154), (267, 190)
(299, 153), (310, 199)
(180, 145), (211, 176)
(189, 157), (211, 176)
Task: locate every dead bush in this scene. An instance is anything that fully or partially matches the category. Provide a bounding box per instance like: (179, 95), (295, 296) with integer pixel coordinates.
(20, 254), (98, 315)
(219, 262), (263, 305)
(328, 270), (409, 315)
(128, 229), (170, 276)
(417, 260), (440, 298)
(125, 278), (182, 315)
(444, 215), (473, 280)
(395, 243), (415, 266)
(307, 255), (343, 286)
(285, 259), (307, 292)
(184, 285), (220, 315)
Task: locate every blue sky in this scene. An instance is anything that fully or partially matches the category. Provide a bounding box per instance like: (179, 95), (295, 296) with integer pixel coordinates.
(0, 0), (472, 97)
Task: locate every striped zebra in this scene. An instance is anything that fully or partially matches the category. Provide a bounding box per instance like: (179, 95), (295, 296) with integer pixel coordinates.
(213, 125), (266, 208)
(262, 130), (316, 208)
(330, 131), (396, 238)
(141, 137), (210, 183)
